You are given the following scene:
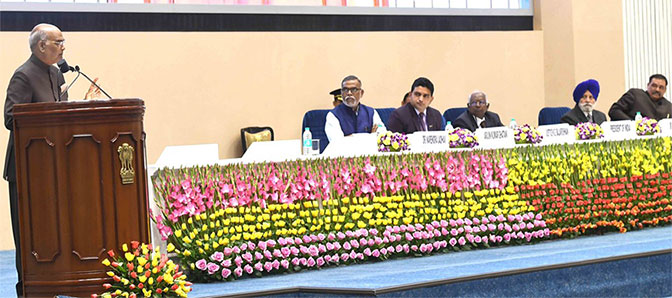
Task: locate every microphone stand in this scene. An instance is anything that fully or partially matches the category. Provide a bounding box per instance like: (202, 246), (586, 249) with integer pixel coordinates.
(75, 66), (112, 99)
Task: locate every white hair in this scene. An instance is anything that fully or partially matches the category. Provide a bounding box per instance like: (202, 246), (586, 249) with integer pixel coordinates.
(28, 23), (57, 51)
(468, 90), (488, 103)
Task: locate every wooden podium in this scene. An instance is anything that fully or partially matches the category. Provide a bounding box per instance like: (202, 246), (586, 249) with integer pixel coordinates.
(12, 98), (150, 297)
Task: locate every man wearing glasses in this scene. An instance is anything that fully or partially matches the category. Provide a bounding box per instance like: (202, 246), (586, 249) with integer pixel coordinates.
(4, 23), (69, 297)
(325, 75), (386, 142)
(453, 90), (504, 132)
(388, 77), (445, 133)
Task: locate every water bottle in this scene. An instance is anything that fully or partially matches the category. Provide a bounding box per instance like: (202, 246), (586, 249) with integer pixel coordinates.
(445, 121), (453, 131)
(302, 127), (312, 155)
(635, 111), (642, 121)
(508, 118), (518, 129)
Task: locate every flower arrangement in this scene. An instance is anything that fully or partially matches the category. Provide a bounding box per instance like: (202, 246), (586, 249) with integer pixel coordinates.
(93, 241), (192, 298)
(151, 137), (672, 283)
(575, 122), (604, 140)
(636, 117), (660, 136)
(448, 128), (479, 148)
(377, 132), (410, 152)
(513, 124), (543, 144)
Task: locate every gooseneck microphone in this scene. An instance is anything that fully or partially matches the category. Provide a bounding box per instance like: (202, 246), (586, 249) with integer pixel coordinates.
(57, 59), (112, 99)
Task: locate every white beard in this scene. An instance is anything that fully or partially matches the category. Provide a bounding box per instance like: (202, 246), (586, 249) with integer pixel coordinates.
(579, 102), (594, 114)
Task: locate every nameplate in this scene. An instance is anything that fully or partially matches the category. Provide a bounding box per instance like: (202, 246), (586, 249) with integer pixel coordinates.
(475, 127), (515, 149)
(659, 119), (672, 136)
(409, 131), (449, 152)
(538, 124), (575, 145)
(601, 120), (636, 140)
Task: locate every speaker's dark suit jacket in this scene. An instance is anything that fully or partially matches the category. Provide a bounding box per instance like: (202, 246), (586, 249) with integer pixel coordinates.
(453, 110), (504, 132)
(560, 105), (607, 126)
(387, 103), (445, 134)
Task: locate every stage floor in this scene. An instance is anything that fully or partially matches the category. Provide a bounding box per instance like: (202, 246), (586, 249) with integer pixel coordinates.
(0, 226), (670, 297)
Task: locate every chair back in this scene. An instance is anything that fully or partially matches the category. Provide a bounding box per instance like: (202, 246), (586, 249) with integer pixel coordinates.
(375, 108), (395, 127)
(240, 126), (274, 154)
(301, 109), (330, 153)
(538, 107), (571, 126)
(443, 107), (468, 123)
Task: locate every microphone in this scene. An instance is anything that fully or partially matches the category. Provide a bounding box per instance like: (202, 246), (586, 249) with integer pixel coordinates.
(57, 59), (112, 99)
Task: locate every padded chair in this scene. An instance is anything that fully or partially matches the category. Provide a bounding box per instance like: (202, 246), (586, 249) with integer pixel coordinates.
(301, 109), (330, 153)
(538, 107), (571, 126)
(375, 108), (395, 127)
(240, 126), (274, 154)
(443, 107), (468, 123)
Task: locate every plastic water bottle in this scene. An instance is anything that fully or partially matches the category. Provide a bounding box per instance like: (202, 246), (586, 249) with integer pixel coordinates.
(508, 118), (518, 129)
(445, 121), (453, 131)
(635, 111), (642, 121)
(302, 127), (312, 155)
(376, 124), (384, 135)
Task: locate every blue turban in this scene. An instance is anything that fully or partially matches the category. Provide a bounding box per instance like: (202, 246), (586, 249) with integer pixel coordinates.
(573, 79), (600, 103)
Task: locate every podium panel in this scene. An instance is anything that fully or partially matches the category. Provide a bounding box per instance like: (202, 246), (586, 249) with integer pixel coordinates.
(12, 98), (149, 297)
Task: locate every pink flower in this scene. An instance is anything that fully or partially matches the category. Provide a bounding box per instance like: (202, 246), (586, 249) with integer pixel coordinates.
(242, 252), (253, 263)
(364, 248), (372, 256)
(221, 268), (232, 278)
(272, 260), (280, 270)
(343, 242), (352, 251)
(254, 262), (263, 272)
(290, 247), (300, 256)
(458, 237), (466, 246)
(449, 238), (457, 246)
(258, 241), (267, 251)
(244, 264), (254, 274)
(299, 258), (307, 266)
(278, 238), (287, 246)
(280, 260), (290, 269)
(291, 257), (300, 266)
(207, 262), (220, 275)
(255, 252), (264, 260)
(195, 259), (207, 270)
(316, 257), (325, 267)
(372, 249), (380, 258)
(234, 256), (243, 267)
(337, 232), (346, 239)
(411, 245), (418, 251)
(221, 259), (232, 268)
(233, 246), (241, 254)
(395, 245), (403, 253)
(248, 242), (256, 250)
(326, 242), (335, 251)
(341, 253), (350, 262)
(234, 267), (243, 277)
(267, 239), (277, 248)
(503, 234), (511, 242)
(223, 247), (233, 256)
(308, 245), (319, 257)
(264, 262), (273, 272)
(327, 233), (336, 241)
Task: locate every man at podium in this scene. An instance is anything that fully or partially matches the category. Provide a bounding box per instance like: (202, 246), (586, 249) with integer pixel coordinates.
(3, 23), (70, 297)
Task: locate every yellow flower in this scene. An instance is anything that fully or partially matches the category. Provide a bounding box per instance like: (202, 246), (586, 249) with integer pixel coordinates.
(124, 252), (134, 262)
(122, 244), (128, 252)
(136, 257), (147, 266)
(167, 243), (175, 252)
(102, 258), (110, 266)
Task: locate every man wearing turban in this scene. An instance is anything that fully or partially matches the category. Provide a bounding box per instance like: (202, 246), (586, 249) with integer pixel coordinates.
(561, 79), (607, 125)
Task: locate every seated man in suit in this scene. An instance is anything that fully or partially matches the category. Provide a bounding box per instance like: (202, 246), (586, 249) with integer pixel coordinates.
(561, 79), (608, 125)
(609, 74), (670, 121)
(388, 77), (445, 133)
(453, 90), (504, 132)
(325, 75), (386, 142)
